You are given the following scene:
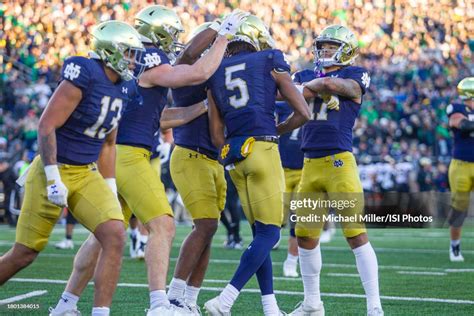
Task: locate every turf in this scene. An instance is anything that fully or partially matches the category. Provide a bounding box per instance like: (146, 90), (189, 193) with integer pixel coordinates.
(0, 223), (473, 315)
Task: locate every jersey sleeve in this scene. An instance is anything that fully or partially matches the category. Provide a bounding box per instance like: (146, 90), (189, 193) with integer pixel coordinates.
(142, 48), (170, 71)
(271, 50), (291, 74)
(61, 56), (91, 91)
(446, 103), (466, 118)
(343, 66), (371, 95)
(291, 71), (303, 84)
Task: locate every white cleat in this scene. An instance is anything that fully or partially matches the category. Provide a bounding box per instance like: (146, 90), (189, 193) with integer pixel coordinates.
(367, 307), (384, 316)
(289, 301), (324, 316)
(170, 298), (200, 315)
(146, 305), (176, 316)
(449, 245), (464, 262)
(204, 297), (231, 316)
(186, 304), (201, 316)
(55, 239), (74, 250)
(49, 307), (81, 316)
(283, 260), (299, 278)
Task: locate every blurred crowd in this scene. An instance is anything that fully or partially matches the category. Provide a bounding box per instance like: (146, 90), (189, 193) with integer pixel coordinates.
(0, 0), (473, 210)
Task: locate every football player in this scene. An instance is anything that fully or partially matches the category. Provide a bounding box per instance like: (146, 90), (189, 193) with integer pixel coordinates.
(50, 6), (248, 316)
(0, 21), (144, 316)
(446, 77), (474, 262)
(288, 25), (383, 316)
(166, 21), (227, 315)
(204, 16), (311, 315)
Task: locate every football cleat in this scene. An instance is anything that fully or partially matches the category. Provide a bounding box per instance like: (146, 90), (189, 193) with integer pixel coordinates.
(289, 301), (324, 316)
(204, 297), (231, 316)
(169, 298), (200, 315)
(450, 245), (465, 262)
(367, 307), (384, 316)
(283, 259), (299, 278)
(146, 305), (175, 316)
(49, 307), (81, 316)
(55, 239), (74, 250)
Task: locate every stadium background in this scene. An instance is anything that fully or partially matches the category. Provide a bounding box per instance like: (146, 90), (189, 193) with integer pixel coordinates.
(0, 1), (473, 315)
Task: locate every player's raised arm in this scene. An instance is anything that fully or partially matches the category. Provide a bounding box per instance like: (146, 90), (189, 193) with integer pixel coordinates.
(207, 90), (225, 148)
(273, 70), (311, 135)
(160, 101), (208, 130)
(175, 21), (219, 65)
(140, 11), (249, 89)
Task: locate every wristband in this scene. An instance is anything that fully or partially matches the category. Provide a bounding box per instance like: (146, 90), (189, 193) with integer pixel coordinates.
(44, 165), (61, 182)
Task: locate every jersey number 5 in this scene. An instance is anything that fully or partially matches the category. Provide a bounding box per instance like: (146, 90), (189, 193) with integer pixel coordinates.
(225, 63), (249, 109)
(84, 96), (123, 139)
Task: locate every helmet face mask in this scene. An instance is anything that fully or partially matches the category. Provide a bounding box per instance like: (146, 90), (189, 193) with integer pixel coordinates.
(91, 21), (146, 81)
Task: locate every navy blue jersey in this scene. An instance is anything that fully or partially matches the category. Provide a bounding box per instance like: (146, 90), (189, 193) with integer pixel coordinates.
(117, 47), (170, 150)
(276, 101), (304, 169)
(447, 103), (474, 162)
(301, 66), (370, 158)
(56, 56), (137, 165)
(208, 49), (291, 138)
(172, 83), (217, 158)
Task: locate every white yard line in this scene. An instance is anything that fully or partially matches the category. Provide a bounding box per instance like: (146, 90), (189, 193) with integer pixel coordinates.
(8, 278), (474, 305)
(3, 251), (473, 274)
(3, 239), (472, 255)
(327, 273), (360, 277)
(0, 290), (48, 305)
(397, 271), (447, 276)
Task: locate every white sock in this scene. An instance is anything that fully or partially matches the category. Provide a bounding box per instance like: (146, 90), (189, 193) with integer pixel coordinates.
(53, 291), (79, 312)
(167, 278), (186, 300)
(261, 294), (279, 315)
(219, 284), (240, 312)
(451, 239), (461, 247)
(130, 227), (138, 238)
(91, 307), (109, 316)
(185, 285), (200, 305)
(286, 253), (298, 265)
(298, 245), (322, 309)
(150, 290), (169, 309)
(353, 242), (381, 310)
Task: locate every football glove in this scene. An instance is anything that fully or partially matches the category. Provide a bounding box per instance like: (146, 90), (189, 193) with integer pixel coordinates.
(44, 165), (68, 207)
(218, 10), (250, 39)
(323, 94), (340, 111)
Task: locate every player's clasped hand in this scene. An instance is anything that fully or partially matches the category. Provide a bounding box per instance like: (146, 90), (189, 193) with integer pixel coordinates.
(218, 10), (250, 39)
(325, 94), (340, 111)
(44, 165), (69, 207)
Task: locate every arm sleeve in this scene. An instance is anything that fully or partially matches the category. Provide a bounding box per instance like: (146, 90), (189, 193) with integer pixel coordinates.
(142, 48), (171, 70)
(272, 50), (291, 74)
(446, 103), (466, 118)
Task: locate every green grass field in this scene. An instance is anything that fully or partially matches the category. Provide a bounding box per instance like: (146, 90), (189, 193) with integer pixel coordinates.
(0, 223), (473, 315)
